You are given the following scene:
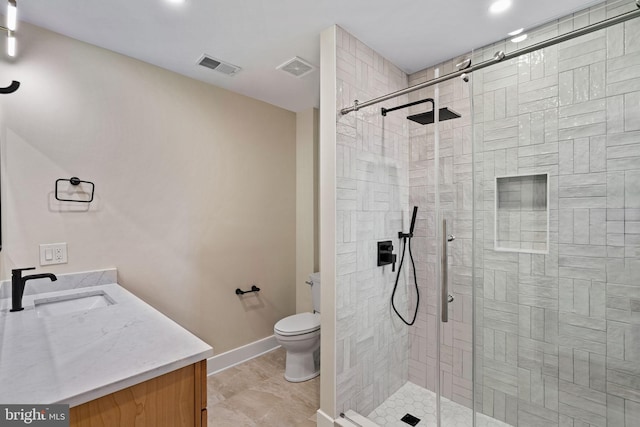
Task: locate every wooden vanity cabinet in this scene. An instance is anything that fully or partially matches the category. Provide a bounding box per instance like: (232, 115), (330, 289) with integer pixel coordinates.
(70, 360), (207, 427)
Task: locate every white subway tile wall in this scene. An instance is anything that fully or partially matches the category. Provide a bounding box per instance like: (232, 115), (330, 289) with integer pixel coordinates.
(472, 1), (640, 426)
(335, 26), (411, 415)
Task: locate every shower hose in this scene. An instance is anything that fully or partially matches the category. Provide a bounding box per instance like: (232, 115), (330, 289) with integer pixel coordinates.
(391, 234), (420, 326)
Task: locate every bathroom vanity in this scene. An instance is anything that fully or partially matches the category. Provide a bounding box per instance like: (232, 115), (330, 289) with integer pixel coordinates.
(0, 277), (213, 427)
(69, 359), (207, 427)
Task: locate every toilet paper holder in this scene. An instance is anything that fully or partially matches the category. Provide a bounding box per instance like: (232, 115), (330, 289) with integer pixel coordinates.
(235, 285), (261, 295)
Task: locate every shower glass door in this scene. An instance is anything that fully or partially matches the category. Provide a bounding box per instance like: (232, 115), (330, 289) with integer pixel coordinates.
(433, 67), (475, 427)
(471, 1), (640, 426)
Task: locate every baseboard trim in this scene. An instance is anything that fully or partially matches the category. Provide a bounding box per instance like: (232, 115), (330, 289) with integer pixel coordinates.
(207, 335), (280, 376)
(316, 409), (335, 427)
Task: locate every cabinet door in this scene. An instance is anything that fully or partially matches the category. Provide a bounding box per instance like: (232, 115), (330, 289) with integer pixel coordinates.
(195, 359), (207, 427)
(70, 363), (197, 427)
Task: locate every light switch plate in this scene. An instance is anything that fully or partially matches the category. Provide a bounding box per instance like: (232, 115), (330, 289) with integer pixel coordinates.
(40, 243), (68, 265)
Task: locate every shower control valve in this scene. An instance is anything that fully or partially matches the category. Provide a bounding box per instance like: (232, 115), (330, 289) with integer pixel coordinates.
(377, 240), (397, 272)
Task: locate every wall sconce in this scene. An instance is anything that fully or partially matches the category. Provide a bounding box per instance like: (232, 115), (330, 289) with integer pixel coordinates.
(1, 0), (17, 57)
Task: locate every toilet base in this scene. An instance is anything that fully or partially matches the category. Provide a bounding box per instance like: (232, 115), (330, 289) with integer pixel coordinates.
(284, 346), (320, 383)
(285, 370), (319, 383)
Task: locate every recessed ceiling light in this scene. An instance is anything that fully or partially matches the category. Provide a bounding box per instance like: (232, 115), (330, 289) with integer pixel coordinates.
(7, 32), (16, 57)
(489, 0), (512, 14)
(7, 0), (17, 31)
(508, 28), (524, 36)
(511, 34), (528, 43)
(166, 0), (185, 3)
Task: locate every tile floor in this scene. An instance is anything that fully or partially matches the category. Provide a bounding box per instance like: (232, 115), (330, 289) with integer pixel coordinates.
(207, 348), (320, 426)
(368, 382), (511, 427)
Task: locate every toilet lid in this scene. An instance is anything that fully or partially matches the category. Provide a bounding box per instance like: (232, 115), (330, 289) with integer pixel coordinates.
(274, 313), (320, 336)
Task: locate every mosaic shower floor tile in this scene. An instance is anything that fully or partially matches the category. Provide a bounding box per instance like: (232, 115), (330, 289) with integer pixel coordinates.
(367, 382), (511, 427)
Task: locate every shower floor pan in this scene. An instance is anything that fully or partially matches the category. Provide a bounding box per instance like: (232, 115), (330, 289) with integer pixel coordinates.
(367, 382), (511, 427)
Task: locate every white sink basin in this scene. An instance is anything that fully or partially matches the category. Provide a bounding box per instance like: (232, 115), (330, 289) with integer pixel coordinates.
(34, 290), (116, 318)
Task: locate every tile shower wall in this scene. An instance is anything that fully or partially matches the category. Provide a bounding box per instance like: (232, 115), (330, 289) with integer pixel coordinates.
(335, 26), (411, 414)
(334, 1), (640, 424)
(406, 62), (474, 408)
(472, 1), (640, 426)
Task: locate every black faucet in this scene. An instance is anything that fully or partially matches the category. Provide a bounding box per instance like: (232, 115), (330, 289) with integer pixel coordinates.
(10, 267), (58, 312)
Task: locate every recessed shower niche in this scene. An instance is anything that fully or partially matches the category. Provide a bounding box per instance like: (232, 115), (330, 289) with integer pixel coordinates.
(495, 173), (548, 254)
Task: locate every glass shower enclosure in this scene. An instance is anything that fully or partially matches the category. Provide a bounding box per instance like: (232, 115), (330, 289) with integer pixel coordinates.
(472, 1), (640, 426)
(333, 0), (640, 425)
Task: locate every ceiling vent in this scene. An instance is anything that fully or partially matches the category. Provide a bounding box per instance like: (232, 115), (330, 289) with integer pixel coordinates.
(277, 56), (315, 78)
(197, 55), (241, 76)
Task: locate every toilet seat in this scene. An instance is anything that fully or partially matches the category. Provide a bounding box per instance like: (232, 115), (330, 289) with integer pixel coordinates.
(274, 313), (320, 336)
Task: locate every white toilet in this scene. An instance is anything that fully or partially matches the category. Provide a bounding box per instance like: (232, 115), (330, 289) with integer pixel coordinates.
(274, 272), (321, 382)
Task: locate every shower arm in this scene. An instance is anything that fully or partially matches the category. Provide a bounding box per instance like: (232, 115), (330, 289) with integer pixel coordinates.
(340, 1), (640, 115)
(381, 98), (433, 116)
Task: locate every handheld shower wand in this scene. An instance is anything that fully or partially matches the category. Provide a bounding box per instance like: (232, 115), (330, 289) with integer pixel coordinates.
(409, 206), (417, 235)
(391, 206), (420, 325)
(408, 206), (418, 238)
(399, 206), (417, 239)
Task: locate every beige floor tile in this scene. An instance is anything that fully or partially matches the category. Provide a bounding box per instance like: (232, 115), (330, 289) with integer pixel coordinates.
(257, 347), (287, 369)
(257, 407), (312, 426)
(207, 348), (319, 426)
(207, 402), (258, 427)
(249, 372), (319, 407)
(294, 419), (318, 427)
(218, 388), (286, 420)
(207, 385), (226, 407)
(207, 361), (273, 400)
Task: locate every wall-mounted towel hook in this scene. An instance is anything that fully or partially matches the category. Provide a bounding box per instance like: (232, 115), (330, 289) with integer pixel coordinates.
(0, 80), (20, 94)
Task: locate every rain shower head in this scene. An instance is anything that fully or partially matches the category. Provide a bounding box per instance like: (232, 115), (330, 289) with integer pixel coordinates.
(407, 107), (461, 125)
(381, 98), (462, 125)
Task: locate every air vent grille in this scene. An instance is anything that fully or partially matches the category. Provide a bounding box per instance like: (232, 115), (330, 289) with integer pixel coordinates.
(197, 55), (241, 76)
(215, 63), (240, 75)
(277, 56), (315, 78)
(199, 56), (221, 70)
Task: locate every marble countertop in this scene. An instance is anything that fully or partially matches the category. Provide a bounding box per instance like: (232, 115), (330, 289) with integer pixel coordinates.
(0, 282), (213, 407)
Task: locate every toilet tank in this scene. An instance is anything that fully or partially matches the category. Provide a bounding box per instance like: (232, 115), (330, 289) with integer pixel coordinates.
(308, 272), (321, 313)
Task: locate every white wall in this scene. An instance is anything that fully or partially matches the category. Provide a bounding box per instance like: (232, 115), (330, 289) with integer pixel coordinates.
(319, 25), (337, 422)
(0, 22), (296, 354)
(296, 107), (319, 313)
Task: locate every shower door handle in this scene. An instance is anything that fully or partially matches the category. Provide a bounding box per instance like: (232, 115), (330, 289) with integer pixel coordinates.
(441, 219), (450, 323)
